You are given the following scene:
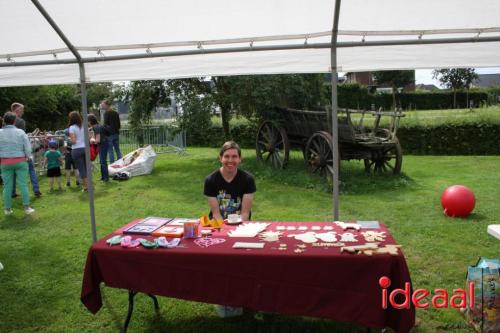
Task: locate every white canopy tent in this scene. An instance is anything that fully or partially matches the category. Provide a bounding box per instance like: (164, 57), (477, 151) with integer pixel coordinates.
(1, 0), (500, 241)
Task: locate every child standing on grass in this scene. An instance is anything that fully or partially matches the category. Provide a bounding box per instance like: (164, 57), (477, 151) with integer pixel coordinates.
(44, 140), (63, 192)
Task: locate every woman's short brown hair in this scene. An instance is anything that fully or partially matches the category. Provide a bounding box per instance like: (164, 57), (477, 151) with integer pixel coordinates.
(3, 112), (17, 125)
(219, 141), (241, 157)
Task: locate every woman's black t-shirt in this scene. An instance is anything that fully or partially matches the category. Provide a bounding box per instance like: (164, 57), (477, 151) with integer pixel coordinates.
(203, 168), (256, 219)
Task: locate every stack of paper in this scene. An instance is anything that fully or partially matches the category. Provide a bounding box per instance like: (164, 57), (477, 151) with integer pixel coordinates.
(487, 224), (500, 240)
(228, 222), (270, 237)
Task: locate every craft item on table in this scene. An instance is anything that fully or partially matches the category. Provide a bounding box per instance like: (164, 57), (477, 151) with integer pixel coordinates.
(315, 232), (338, 242)
(106, 235), (122, 246)
(294, 248), (305, 253)
(120, 235), (141, 248)
(200, 215), (224, 229)
(335, 221), (361, 231)
(297, 244), (306, 249)
(168, 218), (199, 226)
(232, 242), (265, 249)
(227, 222), (270, 237)
(340, 243), (379, 254)
(288, 232), (317, 243)
(155, 237), (181, 248)
(123, 217), (172, 235)
(194, 237), (226, 248)
(311, 226), (321, 231)
(312, 242), (345, 247)
(361, 231), (386, 242)
(139, 239), (159, 249)
(183, 220), (200, 239)
(357, 221), (381, 229)
(278, 243), (287, 251)
(323, 226), (334, 230)
(298, 226), (308, 231)
(286, 226), (297, 231)
(372, 245), (400, 256)
(152, 226), (184, 238)
(200, 229), (212, 237)
(339, 232), (358, 242)
(259, 231), (282, 242)
(276, 226), (286, 231)
(340, 243), (401, 256)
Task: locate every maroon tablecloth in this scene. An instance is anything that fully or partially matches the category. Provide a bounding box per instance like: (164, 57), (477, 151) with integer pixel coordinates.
(81, 220), (415, 333)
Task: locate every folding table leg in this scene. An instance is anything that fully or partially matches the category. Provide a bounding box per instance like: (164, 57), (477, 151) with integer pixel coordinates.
(121, 291), (161, 333)
(121, 290), (137, 333)
(147, 294), (160, 312)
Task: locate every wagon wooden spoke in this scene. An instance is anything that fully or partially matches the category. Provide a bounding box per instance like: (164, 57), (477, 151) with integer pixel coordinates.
(364, 139), (402, 175)
(305, 131), (335, 179)
(255, 121), (289, 169)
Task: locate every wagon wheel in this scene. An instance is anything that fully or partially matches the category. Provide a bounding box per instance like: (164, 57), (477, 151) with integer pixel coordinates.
(364, 139), (402, 175)
(255, 121), (289, 169)
(305, 131), (338, 178)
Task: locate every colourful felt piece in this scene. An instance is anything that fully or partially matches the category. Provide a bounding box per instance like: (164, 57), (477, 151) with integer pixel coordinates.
(106, 235), (122, 246)
(193, 237), (226, 248)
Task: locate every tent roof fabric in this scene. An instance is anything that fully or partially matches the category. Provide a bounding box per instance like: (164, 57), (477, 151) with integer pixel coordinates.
(1, 0), (500, 86)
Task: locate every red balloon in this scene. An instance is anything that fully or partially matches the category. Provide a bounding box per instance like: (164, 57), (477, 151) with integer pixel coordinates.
(441, 185), (476, 217)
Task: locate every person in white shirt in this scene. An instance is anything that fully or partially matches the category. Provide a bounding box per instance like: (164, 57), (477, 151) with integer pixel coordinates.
(67, 111), (88, 192)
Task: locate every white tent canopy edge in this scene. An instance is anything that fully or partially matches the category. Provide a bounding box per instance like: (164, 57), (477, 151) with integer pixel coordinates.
(2, 0), (500, 242)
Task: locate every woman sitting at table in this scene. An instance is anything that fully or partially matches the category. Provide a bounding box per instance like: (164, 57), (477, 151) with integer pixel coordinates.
(204, 141), (256, 221)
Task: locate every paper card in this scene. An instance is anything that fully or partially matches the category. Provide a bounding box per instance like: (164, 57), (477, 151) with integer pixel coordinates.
(168, 218), (198, 226)
(152, 226), (184, 238)
(123, 217), (172, 235)
(357, 221), (380, 229)
(232, 242), (265, 249)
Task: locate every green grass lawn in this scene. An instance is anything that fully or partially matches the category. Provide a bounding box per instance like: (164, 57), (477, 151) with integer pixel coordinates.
(0, 148), (498, 333)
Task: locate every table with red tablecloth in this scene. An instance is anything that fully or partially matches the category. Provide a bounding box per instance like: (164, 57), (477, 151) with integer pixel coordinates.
(81, 220), (415, 333)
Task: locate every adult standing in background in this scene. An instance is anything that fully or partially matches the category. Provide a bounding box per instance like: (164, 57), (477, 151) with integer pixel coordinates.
(10, 102), (42, 198)
(88, 114), (109, 182)
(101, 100), (122, 163)
(68, 111), (88, 192)
(0, 112), (35, 215)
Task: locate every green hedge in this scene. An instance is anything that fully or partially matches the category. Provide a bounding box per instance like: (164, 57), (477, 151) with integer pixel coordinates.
(336, 84), (489, 110)
(190, 122), (500, 155)
(398, 123), (500, 155)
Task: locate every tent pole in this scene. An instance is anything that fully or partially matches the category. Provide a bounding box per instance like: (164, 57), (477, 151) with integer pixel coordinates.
(3, 36), (500, 68)
(330, 0), (342, 221)
(79, 63), (97, 243)
(30, 0), (97, 242)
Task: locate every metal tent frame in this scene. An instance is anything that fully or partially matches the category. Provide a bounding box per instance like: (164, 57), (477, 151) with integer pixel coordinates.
(3, 0), (500, 241)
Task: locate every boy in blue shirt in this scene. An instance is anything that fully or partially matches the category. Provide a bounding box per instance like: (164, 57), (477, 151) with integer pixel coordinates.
(44, 140), (63, 192)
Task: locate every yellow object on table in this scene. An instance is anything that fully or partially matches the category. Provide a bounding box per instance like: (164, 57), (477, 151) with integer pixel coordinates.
(200, 215), (224, 228)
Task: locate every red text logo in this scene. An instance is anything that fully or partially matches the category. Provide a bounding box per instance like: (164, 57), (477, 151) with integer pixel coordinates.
(379, 276), (474, 309)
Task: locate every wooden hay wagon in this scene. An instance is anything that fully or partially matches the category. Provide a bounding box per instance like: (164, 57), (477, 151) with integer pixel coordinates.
(255, 107), (405, 177)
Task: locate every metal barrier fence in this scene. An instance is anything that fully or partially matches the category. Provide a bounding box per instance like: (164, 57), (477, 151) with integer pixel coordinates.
(30, 135), (65, 176)
(30, 126), (186, 175)
(118, 126), (186, 157)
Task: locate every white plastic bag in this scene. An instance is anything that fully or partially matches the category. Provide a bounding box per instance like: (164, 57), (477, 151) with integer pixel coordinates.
(108, 145), (157, 177)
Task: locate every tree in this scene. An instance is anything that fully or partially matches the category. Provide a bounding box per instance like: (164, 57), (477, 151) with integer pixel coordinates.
(432, 68), (478, 108)
(227, 74), (328, 120)
(372, 70), (415, 110)
(122, 74), (329, 140)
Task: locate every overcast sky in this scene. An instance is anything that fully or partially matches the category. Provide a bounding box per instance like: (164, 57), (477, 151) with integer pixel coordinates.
(415, 67), (500, 87)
